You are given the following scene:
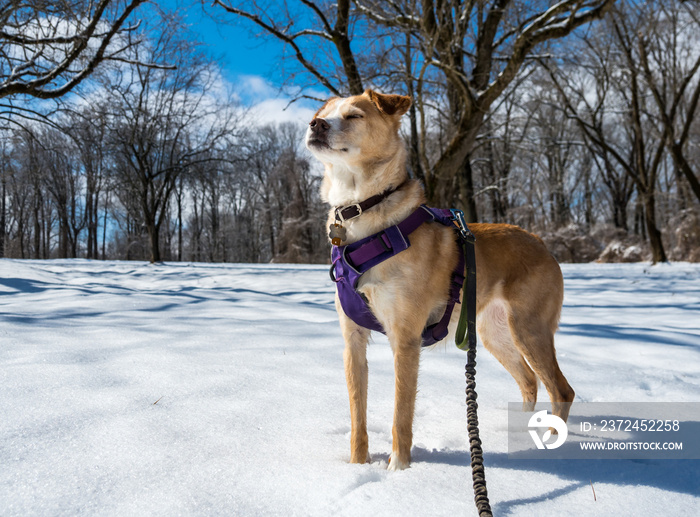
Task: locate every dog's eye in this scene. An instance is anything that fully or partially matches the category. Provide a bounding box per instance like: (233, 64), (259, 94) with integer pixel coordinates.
(346, 114), (363, 120)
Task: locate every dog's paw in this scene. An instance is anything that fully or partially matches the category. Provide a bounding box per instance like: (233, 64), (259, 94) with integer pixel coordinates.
(349, 450), (371, 464)
(387, 452), (409, 471)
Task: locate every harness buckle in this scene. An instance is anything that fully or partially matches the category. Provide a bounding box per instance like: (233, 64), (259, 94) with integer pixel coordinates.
(450, 209), (473, 241)
(329, 256), (341, 283)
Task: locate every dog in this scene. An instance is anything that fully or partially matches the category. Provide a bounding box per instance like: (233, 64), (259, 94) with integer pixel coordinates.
(305, 89), (575, 471)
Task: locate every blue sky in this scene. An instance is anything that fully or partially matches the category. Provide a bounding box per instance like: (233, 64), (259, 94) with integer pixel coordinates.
(167, 1), (280, 80)
(157, 0), (317, 123)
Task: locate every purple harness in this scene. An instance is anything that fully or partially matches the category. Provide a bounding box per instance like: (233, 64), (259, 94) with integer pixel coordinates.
(329, 205), (466, 347)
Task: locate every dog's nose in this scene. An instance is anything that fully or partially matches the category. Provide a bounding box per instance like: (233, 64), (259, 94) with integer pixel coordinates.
(309, 117), (330, 134)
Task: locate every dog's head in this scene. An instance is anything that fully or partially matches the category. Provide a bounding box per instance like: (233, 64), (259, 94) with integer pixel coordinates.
(305, 89), (411, 167)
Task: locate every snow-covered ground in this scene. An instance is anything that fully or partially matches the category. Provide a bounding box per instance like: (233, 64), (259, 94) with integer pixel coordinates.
(1, 259), (698, 516)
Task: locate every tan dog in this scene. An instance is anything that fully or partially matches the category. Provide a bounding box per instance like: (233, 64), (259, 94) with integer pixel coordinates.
(306, 89), (574, 471)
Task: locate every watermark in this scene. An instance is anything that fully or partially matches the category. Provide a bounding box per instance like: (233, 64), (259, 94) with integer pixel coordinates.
(508, 402), (700, 459)
(528, 410), (568, 449)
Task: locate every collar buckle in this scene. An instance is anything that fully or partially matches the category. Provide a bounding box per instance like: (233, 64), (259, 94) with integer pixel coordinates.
(335, 203), (362, 223)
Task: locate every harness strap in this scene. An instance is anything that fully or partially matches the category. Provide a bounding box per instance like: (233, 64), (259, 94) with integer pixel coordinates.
(330, 204), (476, 349)
(422, 245), (465, 345)
(345, 206), (436, 272)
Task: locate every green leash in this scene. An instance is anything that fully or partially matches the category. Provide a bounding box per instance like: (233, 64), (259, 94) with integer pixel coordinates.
(455, 236), (477, 352)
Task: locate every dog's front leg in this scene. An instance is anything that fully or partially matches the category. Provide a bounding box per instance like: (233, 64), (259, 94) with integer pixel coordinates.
(388, 335), (421, 471)
(337, 296), (371, 464)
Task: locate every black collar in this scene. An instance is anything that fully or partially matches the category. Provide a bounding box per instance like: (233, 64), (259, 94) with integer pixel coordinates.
(334, 181), (406, 223)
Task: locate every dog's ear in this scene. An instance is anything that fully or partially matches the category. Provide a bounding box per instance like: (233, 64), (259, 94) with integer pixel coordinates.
(366, 90), (411, 117)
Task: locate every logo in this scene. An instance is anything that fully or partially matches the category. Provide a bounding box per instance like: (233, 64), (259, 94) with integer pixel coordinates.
(528, 410), (568, 450)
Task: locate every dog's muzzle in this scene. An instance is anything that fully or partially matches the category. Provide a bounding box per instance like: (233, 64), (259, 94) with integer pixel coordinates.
(307, 117), (333, 149)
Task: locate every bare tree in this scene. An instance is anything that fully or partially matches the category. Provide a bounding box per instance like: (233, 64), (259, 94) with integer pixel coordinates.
(59, 103), (111, 259)
(38, 128), (86, 257)
(107, 13), (238, 263)
(212, 0), (363, 97)
(214, 0), (614, 221)
(5, 0), (697, 263)
(0, 0), (148, 99)
(541, 2), (675, 262)
(0, 132), (8, 256)
(4, 127), (54, 258)
(239, 124), (297, 260)
(636, 0), (700, 206)
(186, 157), (232, 262)
(472, 84), (535, 224)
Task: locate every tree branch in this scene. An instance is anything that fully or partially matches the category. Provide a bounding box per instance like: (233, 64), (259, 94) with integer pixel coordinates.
(213, 0), (342, 95)
(480, 0), (615, 107)
(0, 0), (149, 100)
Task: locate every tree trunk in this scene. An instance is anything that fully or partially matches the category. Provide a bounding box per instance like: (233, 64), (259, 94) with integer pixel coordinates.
(404, 33), (424, 184)
(59, 218), (69, 259)
(0, 174), (5, 258)
(459, 157), (478, 223)
(642, 191), (667, 263)
(71, 228), (78, 258)
(192, 190), (201, 261)
(147, 222), (161, 263)
(176, 181), (183, 262)
(86, 187), (98, 259)
(85, 190), (92, 259)
(102, 199), (108, 260)
(583, 163), (593, 231)
(429, 113), (485, 217)
(264, 196), (276, 260)
(33, 194), (41, 259)
(669, 142), (700, 205)
(18, 218), (25, 259)
(92, 193), (99, 259)
(42, 202), (49, 259)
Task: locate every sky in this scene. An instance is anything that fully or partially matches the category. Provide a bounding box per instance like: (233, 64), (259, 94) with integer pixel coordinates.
(158, 0), (318, 125)
(168, 1), (281, 81)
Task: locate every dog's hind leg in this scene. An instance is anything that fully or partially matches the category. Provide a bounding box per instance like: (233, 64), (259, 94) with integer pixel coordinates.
(477, 299), (538, 411)
(507, 307), (575, 423)
(337, 296), (372, 463)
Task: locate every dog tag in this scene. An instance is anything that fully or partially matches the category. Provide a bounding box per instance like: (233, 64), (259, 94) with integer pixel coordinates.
(329, 223), (347, 246)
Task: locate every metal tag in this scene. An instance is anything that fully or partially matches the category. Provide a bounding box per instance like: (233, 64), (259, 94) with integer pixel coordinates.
(329, 223), (347, 246)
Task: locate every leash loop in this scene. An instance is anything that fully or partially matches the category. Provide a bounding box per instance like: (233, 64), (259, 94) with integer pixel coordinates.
(452, 209), (476, 352)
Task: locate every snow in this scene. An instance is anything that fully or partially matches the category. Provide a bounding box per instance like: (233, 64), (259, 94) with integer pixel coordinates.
(1, 259), (699, 516)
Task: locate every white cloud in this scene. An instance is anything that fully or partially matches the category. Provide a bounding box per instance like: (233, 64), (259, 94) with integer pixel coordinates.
(238, 74), (278, 99)
(234, 74), (318, 126)
(248, 98), (315, 126)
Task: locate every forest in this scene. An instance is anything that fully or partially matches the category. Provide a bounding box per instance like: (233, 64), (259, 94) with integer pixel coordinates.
(1, 0), (699, 264)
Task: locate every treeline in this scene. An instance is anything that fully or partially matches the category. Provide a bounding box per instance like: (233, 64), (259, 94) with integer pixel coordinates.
(1, 0), (699, 263)
(470, 0), (700, 262)
(0, 7), (326, 264)
(1, 117), (325, 264)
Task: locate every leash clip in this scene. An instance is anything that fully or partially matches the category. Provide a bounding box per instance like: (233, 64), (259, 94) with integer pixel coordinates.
(449, 209), (473, 240)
